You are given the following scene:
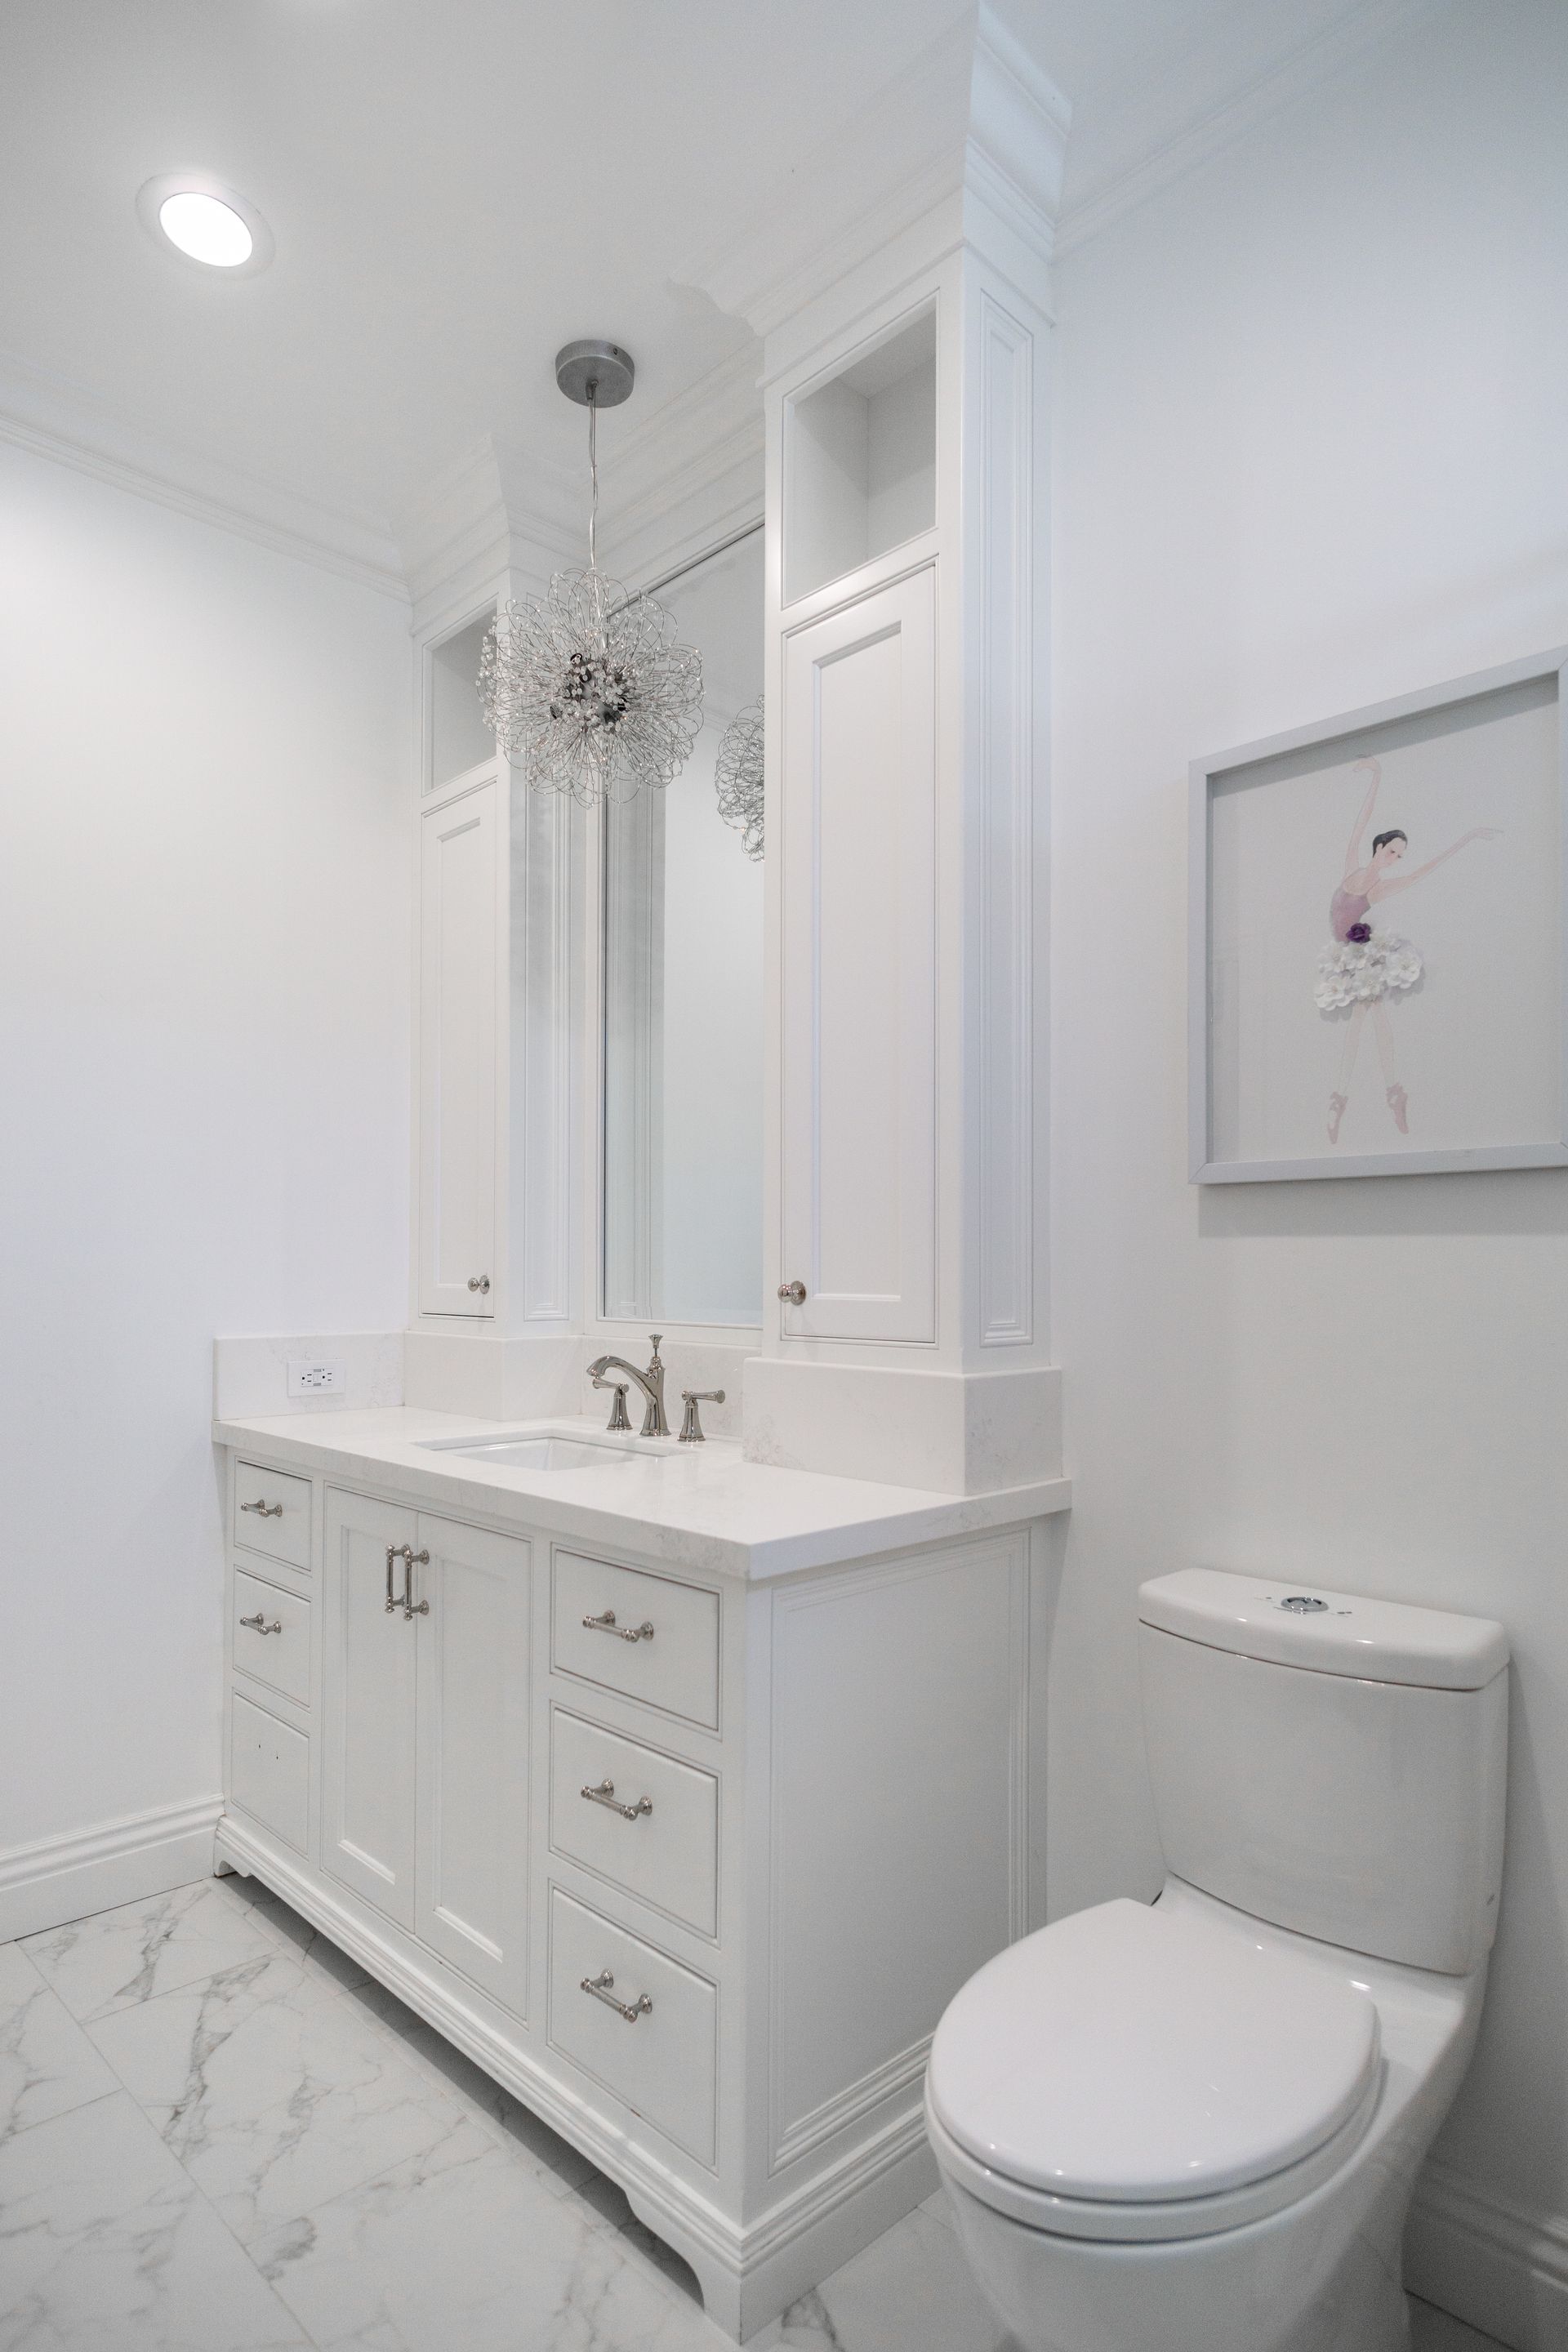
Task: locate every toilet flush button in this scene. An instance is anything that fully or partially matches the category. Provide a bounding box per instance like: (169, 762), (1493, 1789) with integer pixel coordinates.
(1279, 1595), (1330, 1615)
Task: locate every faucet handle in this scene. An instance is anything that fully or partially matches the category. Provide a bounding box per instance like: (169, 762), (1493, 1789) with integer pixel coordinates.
(678, 1389), (726, 1445)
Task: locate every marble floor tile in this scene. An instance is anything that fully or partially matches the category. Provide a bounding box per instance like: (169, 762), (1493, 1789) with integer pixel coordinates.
(21, 1880), (281, 2025)
(223, 1878), (376, 1997)
(344, 1974), (599, 2193)
(1409, 2301), (1511, 2352)
(751, 2203), (1009, 2352)
(83, 1944), (472, 2249)
(0, 1944), (119, 2149)
(0, 2088), (309, 2350)
(252, 2119), (733, 2352)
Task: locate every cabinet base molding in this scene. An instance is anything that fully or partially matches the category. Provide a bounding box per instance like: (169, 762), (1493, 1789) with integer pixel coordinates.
(0, 1795), (222, 1942)
(215, 1814), (937, 2341)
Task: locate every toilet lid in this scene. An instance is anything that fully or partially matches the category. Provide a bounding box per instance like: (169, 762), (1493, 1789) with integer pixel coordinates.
(928, 1898), (1380, 2203)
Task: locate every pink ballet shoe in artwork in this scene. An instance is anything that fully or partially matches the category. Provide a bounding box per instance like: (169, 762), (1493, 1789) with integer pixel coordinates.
(1327, 1092), (1348, 1144)
(1387, 1082), (1409, 1134)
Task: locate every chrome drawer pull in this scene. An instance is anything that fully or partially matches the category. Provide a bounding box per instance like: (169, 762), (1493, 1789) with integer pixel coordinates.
(238, 1611), (282, 1636)
(581, 1609), (655, 1643)
(580, 1968), (653, 2024)
(240, 1499), (283, 1519)
(384, 1544), (431, 1622)
(581, 1778), (653, 1822)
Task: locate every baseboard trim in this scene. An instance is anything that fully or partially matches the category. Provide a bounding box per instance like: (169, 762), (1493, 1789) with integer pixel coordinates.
(0, 1796), (222, 1941)
(1407, 2158), (1568, 2352)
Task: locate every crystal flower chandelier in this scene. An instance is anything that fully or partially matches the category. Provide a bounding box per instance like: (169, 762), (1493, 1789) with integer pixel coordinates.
(714, 696), (764, 860)
(479, 342), (704, 808)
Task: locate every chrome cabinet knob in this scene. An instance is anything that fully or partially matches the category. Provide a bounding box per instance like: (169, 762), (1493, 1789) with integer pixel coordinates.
(777, 1281), (807, 1306)
(467, 1275), (491, 1294)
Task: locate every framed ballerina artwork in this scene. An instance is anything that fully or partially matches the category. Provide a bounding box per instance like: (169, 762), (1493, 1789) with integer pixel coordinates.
(1190, 646), (1568, 1182)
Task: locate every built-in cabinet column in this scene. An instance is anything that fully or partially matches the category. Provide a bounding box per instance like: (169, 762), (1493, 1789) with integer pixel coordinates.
(418, 781), (497, 1316)
(693, 6), (1068, 1492)
(411, 561), (580, 1363)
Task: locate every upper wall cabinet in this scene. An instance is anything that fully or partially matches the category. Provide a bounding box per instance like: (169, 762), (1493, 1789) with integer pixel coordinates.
(783, 305), (936, 606)
(418, 781), (497, 1316)
(778, 566), (937, 1343)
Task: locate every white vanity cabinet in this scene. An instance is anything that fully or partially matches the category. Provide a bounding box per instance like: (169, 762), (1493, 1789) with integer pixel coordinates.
(218, 1437), (1043, 2341)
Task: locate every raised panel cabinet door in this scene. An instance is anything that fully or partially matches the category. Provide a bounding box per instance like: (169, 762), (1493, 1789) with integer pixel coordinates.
(321, 1490), (419, 1929)
(779, 568), (938, 1343)
(413, 1515), (532, 2020)
(418, 781), (497, 1317)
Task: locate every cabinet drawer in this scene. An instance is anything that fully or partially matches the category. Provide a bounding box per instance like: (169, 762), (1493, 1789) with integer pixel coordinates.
(552, 1554), (719, 1730)
(230, 1692), (309, 1854)
(548, 1887), (716, 2164)
(234, 1461), (312, 1571)
(550, 1711), (718, 1937)
(233, 1568), (311, 1708)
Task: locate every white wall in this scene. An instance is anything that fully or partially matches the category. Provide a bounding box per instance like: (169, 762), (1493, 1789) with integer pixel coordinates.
(0, 445), (410, 1878)
(1049, 2), (1568, 2335)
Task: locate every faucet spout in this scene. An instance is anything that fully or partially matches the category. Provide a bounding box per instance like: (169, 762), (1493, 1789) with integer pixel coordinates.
(586, 1336), (668, 1438)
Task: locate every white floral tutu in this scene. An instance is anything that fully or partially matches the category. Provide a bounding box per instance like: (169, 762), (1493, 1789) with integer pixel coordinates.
(1314, 930), (1423, 1012)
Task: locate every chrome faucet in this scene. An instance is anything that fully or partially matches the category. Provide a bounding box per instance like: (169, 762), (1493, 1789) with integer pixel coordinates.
(587, 1334), (669, 1438)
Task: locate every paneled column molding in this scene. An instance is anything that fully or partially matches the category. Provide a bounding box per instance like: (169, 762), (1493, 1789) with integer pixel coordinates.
(679, 3), (1068, 1493)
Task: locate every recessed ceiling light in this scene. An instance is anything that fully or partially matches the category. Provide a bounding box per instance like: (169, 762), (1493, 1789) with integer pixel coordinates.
(158, 190), (252, 266)
(136, 173), (274, 277)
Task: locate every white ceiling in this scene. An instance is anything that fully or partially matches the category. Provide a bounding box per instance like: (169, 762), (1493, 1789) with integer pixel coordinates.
(0, 0), (1413, 553)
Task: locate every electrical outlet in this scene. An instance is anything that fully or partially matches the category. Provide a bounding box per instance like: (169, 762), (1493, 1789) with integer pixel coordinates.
(287, 1358), (345, 1399)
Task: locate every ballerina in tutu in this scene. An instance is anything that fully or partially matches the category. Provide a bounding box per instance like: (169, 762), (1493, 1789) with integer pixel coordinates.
(1318, 756), (1500, 1144)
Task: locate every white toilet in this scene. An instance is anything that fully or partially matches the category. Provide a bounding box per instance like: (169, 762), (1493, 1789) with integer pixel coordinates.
(926, 1568), (1508, 2352)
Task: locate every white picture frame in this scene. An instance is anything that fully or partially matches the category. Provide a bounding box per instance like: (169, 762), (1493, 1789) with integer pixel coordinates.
(1191, 648), (1568, 1183)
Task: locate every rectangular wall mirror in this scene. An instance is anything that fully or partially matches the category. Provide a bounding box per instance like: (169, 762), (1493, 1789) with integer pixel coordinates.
(601, 528), (764, 1328)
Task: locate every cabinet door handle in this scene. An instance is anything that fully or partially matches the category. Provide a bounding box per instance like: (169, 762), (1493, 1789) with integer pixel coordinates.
(581, 1778), (653, 1822)
(581, 1609), (654, 1644)
(240, 1499), (284, 1518)
(467, 1275), (491, 1294)
(580, 1969), (653, 2023)
(777, 1281), (807, 1305)
(238, 1611), (282, 1636)
(384, 1544), (430, 1619)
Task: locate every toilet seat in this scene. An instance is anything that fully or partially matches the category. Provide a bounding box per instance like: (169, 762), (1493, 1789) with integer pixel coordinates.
(928, 1897), (1381, 2243)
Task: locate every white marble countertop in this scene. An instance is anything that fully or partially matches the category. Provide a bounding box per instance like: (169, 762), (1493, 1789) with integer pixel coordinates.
(212, 1406), (1071, 1581)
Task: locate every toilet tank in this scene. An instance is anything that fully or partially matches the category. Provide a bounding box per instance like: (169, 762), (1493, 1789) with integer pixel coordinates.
(1138, 1570), (1508, 1976)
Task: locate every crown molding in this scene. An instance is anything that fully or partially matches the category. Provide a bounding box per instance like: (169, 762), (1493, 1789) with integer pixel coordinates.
(1055, 0), (1436, 256)
(676, 6), (1069, 344)
(0, 350), (407, 600)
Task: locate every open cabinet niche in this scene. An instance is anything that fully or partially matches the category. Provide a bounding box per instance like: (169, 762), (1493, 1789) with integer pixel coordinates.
(784, 301), (937, 605)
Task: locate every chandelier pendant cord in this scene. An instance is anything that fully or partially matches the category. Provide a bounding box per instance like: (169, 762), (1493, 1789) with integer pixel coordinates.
(587, 387), (599, 571)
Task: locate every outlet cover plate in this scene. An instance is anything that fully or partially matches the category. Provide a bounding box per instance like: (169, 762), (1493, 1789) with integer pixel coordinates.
(287, 1358), (345, 1399)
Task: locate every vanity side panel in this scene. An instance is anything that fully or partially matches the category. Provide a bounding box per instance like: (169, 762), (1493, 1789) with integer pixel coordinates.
(765, 1531), (1029, 2171)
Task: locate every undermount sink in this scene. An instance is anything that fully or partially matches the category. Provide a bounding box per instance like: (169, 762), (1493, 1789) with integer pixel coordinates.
(417, 1431), (639, 1473)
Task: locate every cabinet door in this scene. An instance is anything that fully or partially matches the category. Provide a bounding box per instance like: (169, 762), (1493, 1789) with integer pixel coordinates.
(418, 782), (497, 1317)
(322, 1490), (418, 1929)
(413, 1515), (532, 2019)
(779, 567), (937, 1342)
